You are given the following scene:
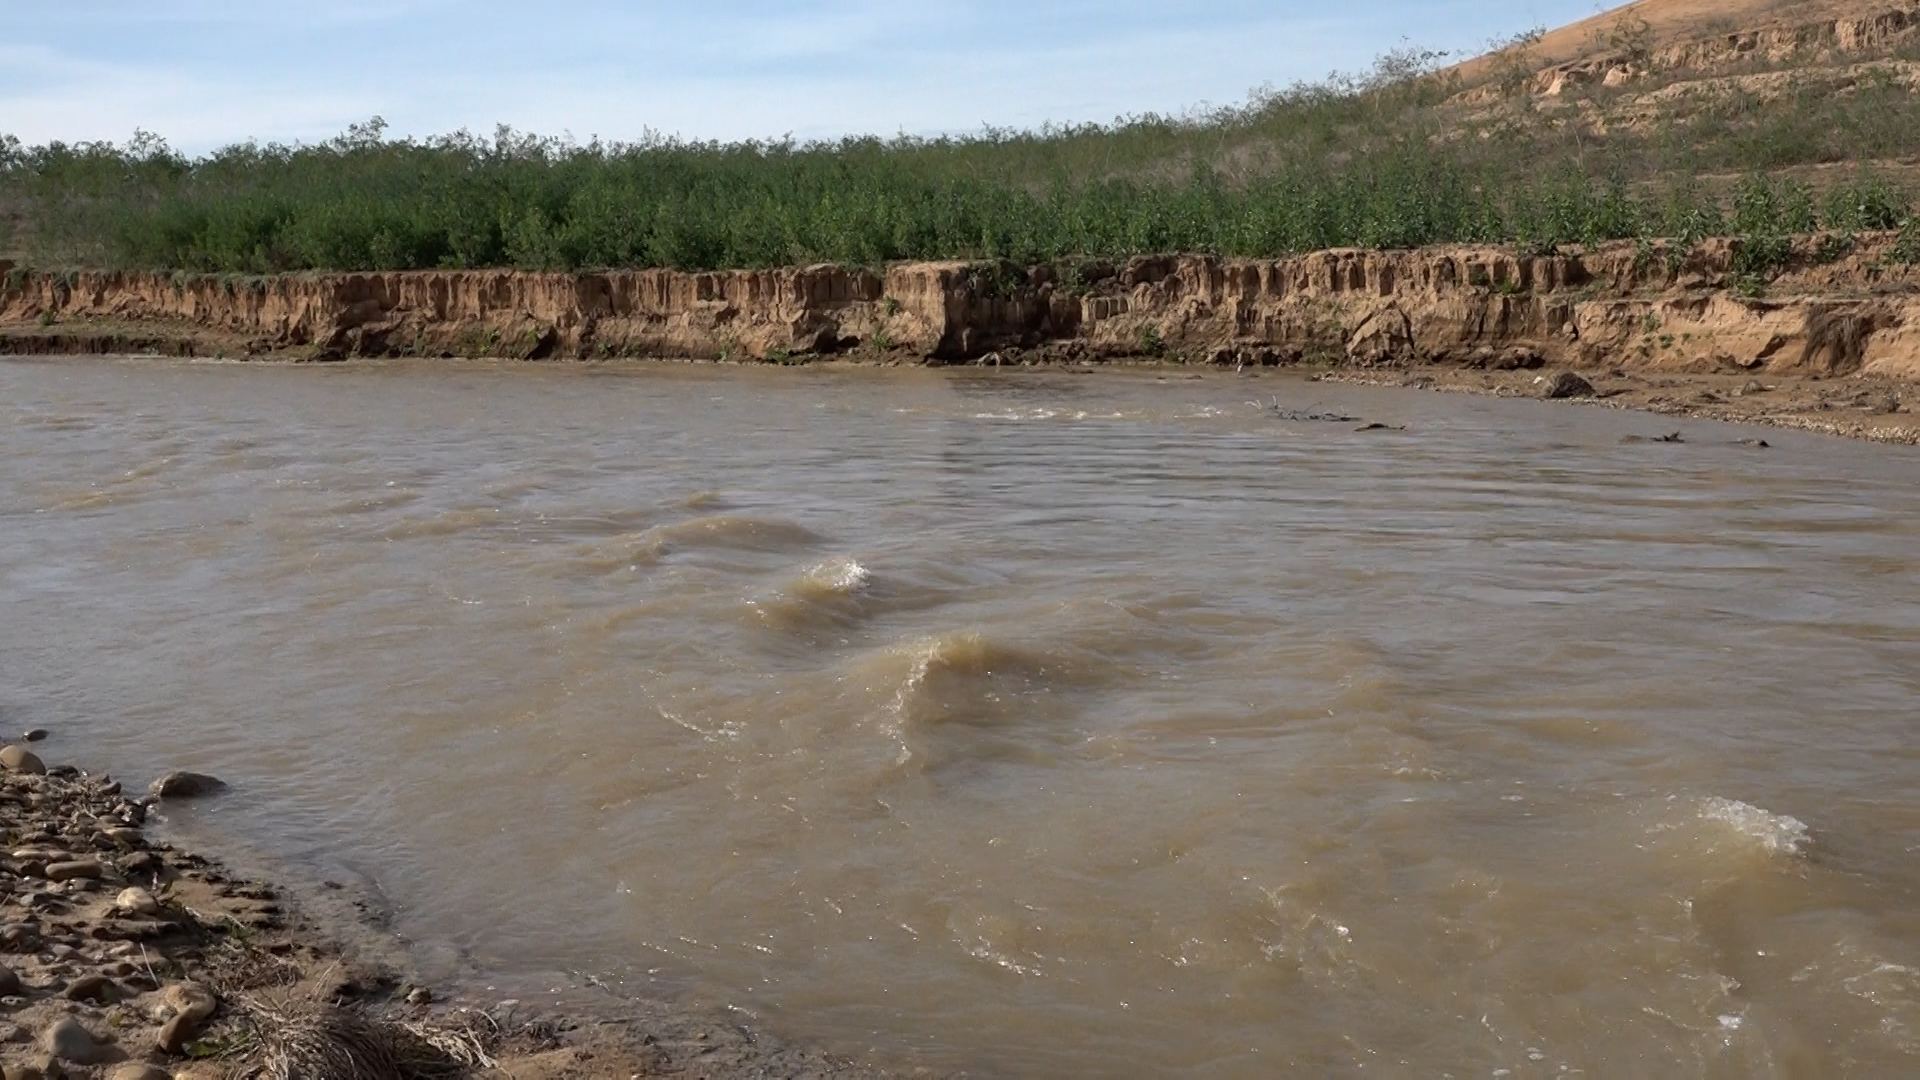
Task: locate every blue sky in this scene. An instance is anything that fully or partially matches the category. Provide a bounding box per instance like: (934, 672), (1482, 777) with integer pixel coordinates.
(2, 1), (1605, 154)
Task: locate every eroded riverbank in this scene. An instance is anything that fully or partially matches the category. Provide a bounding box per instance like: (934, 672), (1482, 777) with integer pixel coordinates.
(8, 236), (1920, 445)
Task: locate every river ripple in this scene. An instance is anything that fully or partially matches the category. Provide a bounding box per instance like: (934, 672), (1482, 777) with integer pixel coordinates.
(3, 358), (1918, 1077)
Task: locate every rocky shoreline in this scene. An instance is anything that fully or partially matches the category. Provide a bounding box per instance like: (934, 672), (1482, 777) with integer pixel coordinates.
(0, 744), (896, 1080)
(1309, 366), (1920, 445)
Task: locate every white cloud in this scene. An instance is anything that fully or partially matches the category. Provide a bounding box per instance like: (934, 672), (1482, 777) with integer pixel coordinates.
(0, 45), (383, 149)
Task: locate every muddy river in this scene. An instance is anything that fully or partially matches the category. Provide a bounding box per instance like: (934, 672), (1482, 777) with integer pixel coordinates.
(3, 358), (1918, 1077)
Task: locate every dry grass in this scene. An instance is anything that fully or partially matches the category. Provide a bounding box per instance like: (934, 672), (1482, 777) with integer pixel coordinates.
(237, 991), (496, 1080)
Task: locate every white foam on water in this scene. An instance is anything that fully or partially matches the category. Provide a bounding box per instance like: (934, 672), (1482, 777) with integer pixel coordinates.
(807, 557), (872, 595)
(1698, 797), (1811, 857)
(972, 407), (1060, 421)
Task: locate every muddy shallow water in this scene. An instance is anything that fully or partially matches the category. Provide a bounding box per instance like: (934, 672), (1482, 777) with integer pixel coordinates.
(3, 357), (1918, 1077)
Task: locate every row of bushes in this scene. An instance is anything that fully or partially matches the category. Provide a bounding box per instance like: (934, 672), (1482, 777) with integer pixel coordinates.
(9, 139), (1915, 274)
(5, 41), (1920, 273)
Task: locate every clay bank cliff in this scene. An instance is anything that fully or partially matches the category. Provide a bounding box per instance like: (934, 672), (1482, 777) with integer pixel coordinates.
(4, 236), (1920, 383)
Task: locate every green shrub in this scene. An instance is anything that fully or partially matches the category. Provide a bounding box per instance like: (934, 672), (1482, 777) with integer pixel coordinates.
(6, 35), (1920, 274)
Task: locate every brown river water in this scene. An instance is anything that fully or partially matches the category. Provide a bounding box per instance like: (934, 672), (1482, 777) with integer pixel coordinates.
(3, 357), (1919, 1077)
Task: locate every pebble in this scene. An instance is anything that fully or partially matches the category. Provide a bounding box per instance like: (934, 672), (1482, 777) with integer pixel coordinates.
(156, 1010), (201, 1054)
(159, 981), (217, 1023)
(108, 1066), (172, 1080)
(0, 747), (46, 776)
(41, 1016), (117, 1064)
(0, 1064), (44, 1080)
(113, 888), (160, 917)
(20, 730), (47, 743)
(0, 967), (18, 997)
(148, 771), (224, 800)
(63, 973), (114, 1004)
(121, 852), (161, 876)
(44, 860), (103, 883)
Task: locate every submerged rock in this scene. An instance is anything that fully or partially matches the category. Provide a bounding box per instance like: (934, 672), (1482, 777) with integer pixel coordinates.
(148, 771), (224, 799)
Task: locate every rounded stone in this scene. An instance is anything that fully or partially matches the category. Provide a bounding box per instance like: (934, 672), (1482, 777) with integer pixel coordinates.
(113, 888), (160, 917)
(41, 1016), (118, 1064)
(44, 860), (103, 883)
(156, 1010), (202, 1055)
(20, 730), (47, 744)
(108, 1066), (173, 1080)
(0, 747), (46, 776)
(0, 967), (18, 997)
(63, 974), (115, 1004)
(1540, 371), (1596, 399)
(160, 981), (217, 1023)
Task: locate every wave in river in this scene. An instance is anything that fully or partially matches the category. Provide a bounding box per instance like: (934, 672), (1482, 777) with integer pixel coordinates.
(747, 557), (875, 634)
(1697, 796), (1811, 858)
(847, 631), (1098, 773)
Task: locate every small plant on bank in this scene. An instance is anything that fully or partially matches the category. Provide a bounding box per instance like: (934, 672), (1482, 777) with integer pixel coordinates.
(967, 263), (1030, 301)
(1487, 26), (1547, 98)
(1824, 175), (1909, 233)
(1729, 174), (1809, 281)
(1814, 232), (1857, 265)
(1607, 13), (1655, 69)
(1889, 218), (1920, 265)
(1137, 324), (1166, 358)
(1632, 237), (1662, 279)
